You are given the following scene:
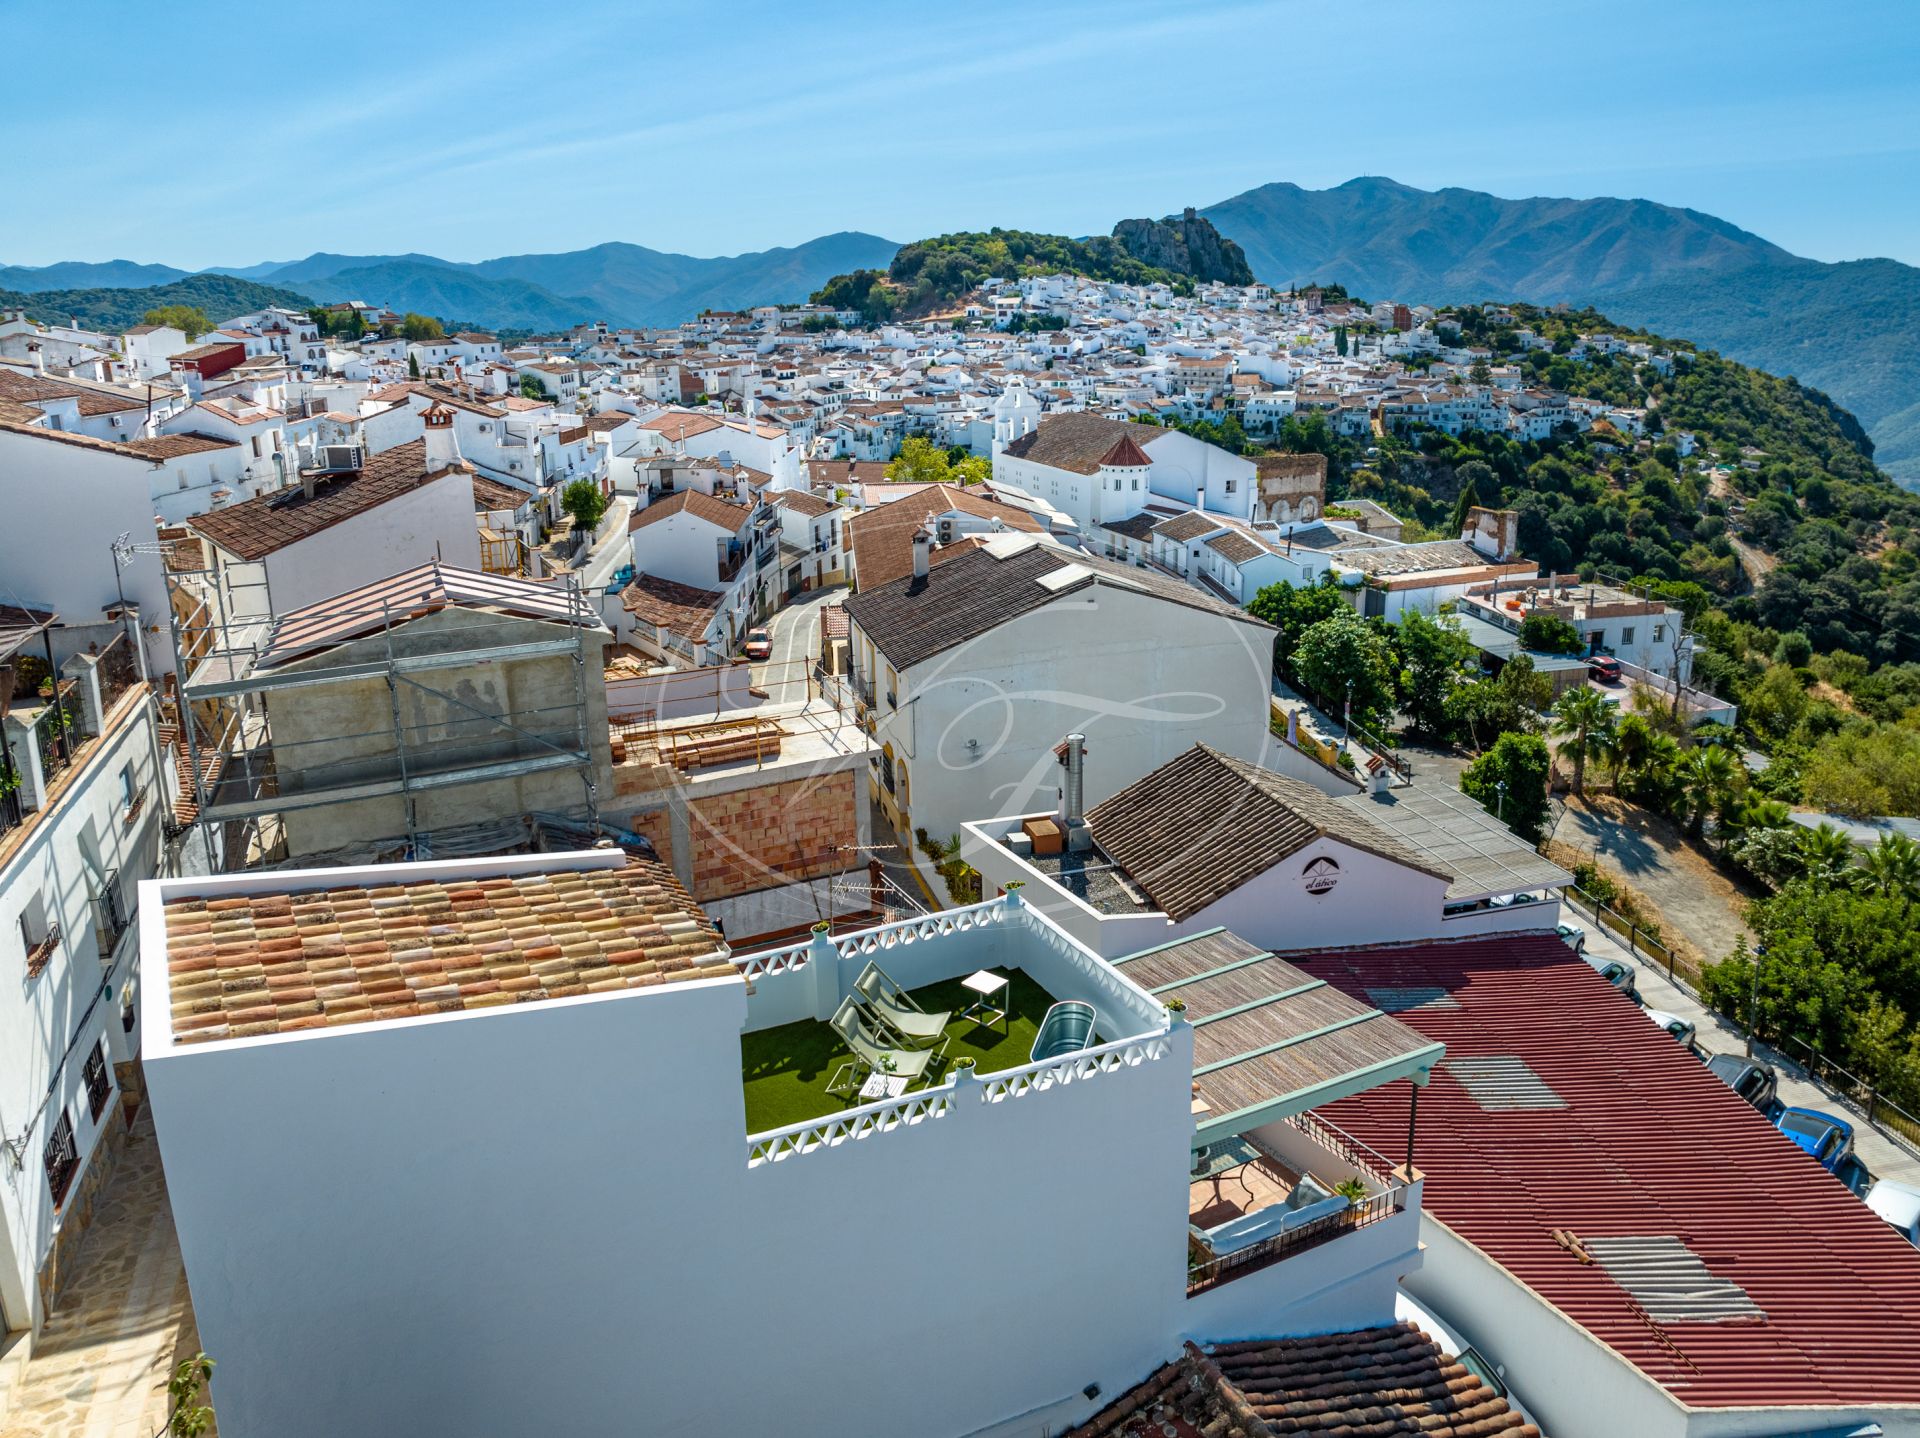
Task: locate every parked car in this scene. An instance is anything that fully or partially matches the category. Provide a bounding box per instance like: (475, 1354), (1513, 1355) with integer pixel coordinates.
(1582, 951), (1638, 999)
(1867, 1179), (1920, 1246)
(743, 627), (773, 661)
(1556, 921), (1587, 954)
(1394, 1293), (1540, 1431)
(1589, 655), (1623, 684)
(1643, 1009), (1696, 1047)
(1706, 1053), (1779, 1113)
(1774, 1106), (1855, 1172)
(1837, 1154), (1875, 1199)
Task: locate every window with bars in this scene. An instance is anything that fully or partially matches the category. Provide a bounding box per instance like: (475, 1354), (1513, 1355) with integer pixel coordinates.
(83, 1043), (111, 1121)
(44, 1110), (79, 1207)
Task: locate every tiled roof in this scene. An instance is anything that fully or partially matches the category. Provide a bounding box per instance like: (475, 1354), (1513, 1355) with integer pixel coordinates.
(628, 488), (749, 535)
(0, 369), (145, 415)
(1311, 934), (1920, 1410)
(1205, 529), (1269, 565)
(1000, 412), (1164, 475)
(640, 411), (724, 441)
(1098, 511), (1161, 543)
(1068, 1329), (1530, 1438)
(120, 432), (238, 460)
(188, 440), (470, 561)
(1150, 510), (1225, 543)
(1086, 745), (1448, 921)
(845, 537), (1269, 673)
(843, 483), (1040, 590)
(161, 859), (729, 1046)
(773, 489), (835, 518)
(471, 474), (530, 511)
(621, 574), (726, 642)
(1097, 435), (1154, 468)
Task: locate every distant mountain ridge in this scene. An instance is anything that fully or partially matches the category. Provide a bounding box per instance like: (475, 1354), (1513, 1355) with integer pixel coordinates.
(0, 259), (194, 292)
(1199, 176), (1919, 483)
(0, 274), (315, 335)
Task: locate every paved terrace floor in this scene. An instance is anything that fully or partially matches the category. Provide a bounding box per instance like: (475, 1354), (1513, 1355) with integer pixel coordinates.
(1, 1111), (207, 1438)
(741, 968), (1057, 1133)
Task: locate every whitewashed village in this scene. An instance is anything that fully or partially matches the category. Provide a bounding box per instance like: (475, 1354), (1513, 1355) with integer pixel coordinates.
(1, 224), (1918, 1438)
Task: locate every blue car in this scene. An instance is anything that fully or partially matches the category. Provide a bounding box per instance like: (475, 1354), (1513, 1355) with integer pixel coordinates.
(1774, 1106), (1855, 1171)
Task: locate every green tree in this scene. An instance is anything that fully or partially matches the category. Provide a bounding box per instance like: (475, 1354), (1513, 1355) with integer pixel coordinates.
(408, 352), (421, 379)
(1517, 613), (1584, 655)
(1448, 460), (1495, 536)
(951, 454), (992, 485)
(1856, 832), (1920, 903)
(1248, 577), (1352, 676)
(1742, 664), (1808, 743)
(1551, 686), (1617, 797)
(1796, 822), (1857, 881)
(1334, 324), (1348, 357)
(1292, 611), (1398, 737)
(165, 1353), (216, 1437)
(518, 374), (549, 401)
(560, 477), (608, 532)
(141, 304), (213, 339)
(1461, 732), (1553, 842)
(400, 312), (444, 341)
(1675, 743), (1739, 838)
(1469, 358), (1492, 386)
(1394, 610), (1475, 737)
(886, 436), (953, 484)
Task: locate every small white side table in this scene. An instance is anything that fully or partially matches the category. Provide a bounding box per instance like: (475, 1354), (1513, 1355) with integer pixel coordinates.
(960, 969), (1010, 1033)
(859, 1072), (910, 1103)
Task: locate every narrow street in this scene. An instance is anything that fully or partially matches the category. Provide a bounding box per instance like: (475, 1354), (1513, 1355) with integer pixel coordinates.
(0, 1112), (204, 1438)
(752, 586), (842, 706)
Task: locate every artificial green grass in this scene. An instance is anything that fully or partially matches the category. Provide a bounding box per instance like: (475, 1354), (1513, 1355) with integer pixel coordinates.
(740, 967), (1060, 1133)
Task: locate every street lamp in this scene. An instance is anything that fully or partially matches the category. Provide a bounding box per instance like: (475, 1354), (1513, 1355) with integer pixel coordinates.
(1746, 941), (1767, 1059)
(1495, 777), (1508, 823)
(1342, 678), (1355, 750)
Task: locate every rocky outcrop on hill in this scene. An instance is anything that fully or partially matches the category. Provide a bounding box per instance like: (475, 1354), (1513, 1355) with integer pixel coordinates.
(1112, 208), (1254, 286)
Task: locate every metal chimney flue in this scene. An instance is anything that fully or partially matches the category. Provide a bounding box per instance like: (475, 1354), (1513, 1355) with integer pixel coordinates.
(1059, 733), (1090, 845)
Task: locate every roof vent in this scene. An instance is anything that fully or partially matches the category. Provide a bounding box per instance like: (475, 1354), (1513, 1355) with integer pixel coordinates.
(1585, 1236), (1765, 1324)
(1444, 1056), (1565, 1111)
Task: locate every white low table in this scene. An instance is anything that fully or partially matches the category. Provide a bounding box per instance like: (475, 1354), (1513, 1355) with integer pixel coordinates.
(858, 1072), (910, 1103)
(960, 969), (1010, 1034)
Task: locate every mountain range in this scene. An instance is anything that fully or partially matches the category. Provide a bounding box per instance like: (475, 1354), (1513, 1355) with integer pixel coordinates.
(7, 178), (1916, 481)
(1196, 177), (1920, 483)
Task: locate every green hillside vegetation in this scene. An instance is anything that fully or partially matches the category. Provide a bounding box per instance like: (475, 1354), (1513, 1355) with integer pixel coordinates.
(0, 273), (315, 334)
(813, 229), (1189, 322)
(1231, 300), (1920, 1107)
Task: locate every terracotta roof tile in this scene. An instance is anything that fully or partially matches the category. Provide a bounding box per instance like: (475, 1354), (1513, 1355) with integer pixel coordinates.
(188, 440), (470, 561)
(1000, 412), (1164, 475)
(162, 859), (728, 1046)
(1069, 1328), (1531, 1438)
(628, 488), (750, 535)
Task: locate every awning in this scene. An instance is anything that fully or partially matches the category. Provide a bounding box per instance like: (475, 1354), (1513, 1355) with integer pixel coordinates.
(1113, 928), (1444, 1150)
(0, 604), (58, 663)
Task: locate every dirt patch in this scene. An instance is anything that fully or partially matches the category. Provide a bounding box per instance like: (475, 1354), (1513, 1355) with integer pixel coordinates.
(1809, 680), (1859, 714)
(1547, 793), (1761, 975)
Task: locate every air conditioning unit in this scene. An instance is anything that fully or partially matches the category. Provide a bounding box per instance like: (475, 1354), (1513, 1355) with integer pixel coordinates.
(317, 444), (363, 473)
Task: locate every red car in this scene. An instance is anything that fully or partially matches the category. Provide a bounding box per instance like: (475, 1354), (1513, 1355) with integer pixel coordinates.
(743, 627), (773, 661)
(1588, 655), (1622, 684)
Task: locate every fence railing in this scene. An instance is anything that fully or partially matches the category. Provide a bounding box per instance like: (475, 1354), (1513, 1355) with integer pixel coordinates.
(1280, 1110), (1401, 1186)
(33, 694), (85, 784)
(1563, 884), (1682, 983)
(1186, 1185), (1406, 1297)
(733, 896), (1011, 981)
(93, 870), (130, 961)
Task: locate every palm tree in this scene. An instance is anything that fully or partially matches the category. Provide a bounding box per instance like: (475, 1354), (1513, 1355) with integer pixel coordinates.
(1797, 823), (1857, 882)
(1857, 832), (1920, 902)
(1608, 713), (1655, 791)
(1731, 793), (1791, 833)
(1550, 688), (1616, 798)
(1676, 745), (1738, 839)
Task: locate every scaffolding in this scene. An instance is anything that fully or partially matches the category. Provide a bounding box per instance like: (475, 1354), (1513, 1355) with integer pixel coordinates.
(164, 559), (603, 870)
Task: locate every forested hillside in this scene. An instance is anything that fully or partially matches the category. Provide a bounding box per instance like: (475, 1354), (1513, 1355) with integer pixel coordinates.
(0, 273), (313, 332)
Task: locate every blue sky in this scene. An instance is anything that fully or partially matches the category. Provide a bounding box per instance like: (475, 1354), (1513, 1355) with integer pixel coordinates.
(6, 0), (1918, 268)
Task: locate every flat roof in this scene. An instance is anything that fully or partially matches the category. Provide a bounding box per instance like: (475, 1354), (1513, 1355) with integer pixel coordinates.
(1114, 928), (1442, 1147)
(1448, 611), (1592, 673)
(1334, 783), (1571, 901)
(159, 853), (730, 1046)
(1309, 933), (1920, 1412)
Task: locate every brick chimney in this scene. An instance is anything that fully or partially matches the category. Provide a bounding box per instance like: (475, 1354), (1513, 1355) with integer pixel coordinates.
(423, 402), (461, 474)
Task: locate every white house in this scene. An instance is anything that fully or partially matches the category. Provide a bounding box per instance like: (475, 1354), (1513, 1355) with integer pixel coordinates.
(994, 412), (1256, 538)
(140, 851), (1437, 1438)
(0, 610), (164, 1340)
(841, 532), (1276, 842)
(966, 745), (1569, 961)
(184, 414), (482, 620)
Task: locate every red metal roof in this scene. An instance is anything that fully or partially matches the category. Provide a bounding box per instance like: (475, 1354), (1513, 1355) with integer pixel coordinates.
(1307, 933), (1920, 1411)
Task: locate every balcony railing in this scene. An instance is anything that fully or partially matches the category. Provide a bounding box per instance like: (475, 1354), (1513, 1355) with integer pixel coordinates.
(34, 694), (85, 784)
(94, 871), (130, 961)
(1186, 1184), (1407, 1297)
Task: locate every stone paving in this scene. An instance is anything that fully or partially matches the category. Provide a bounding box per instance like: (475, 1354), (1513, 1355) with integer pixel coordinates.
(1, 1111), (208, 1438)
